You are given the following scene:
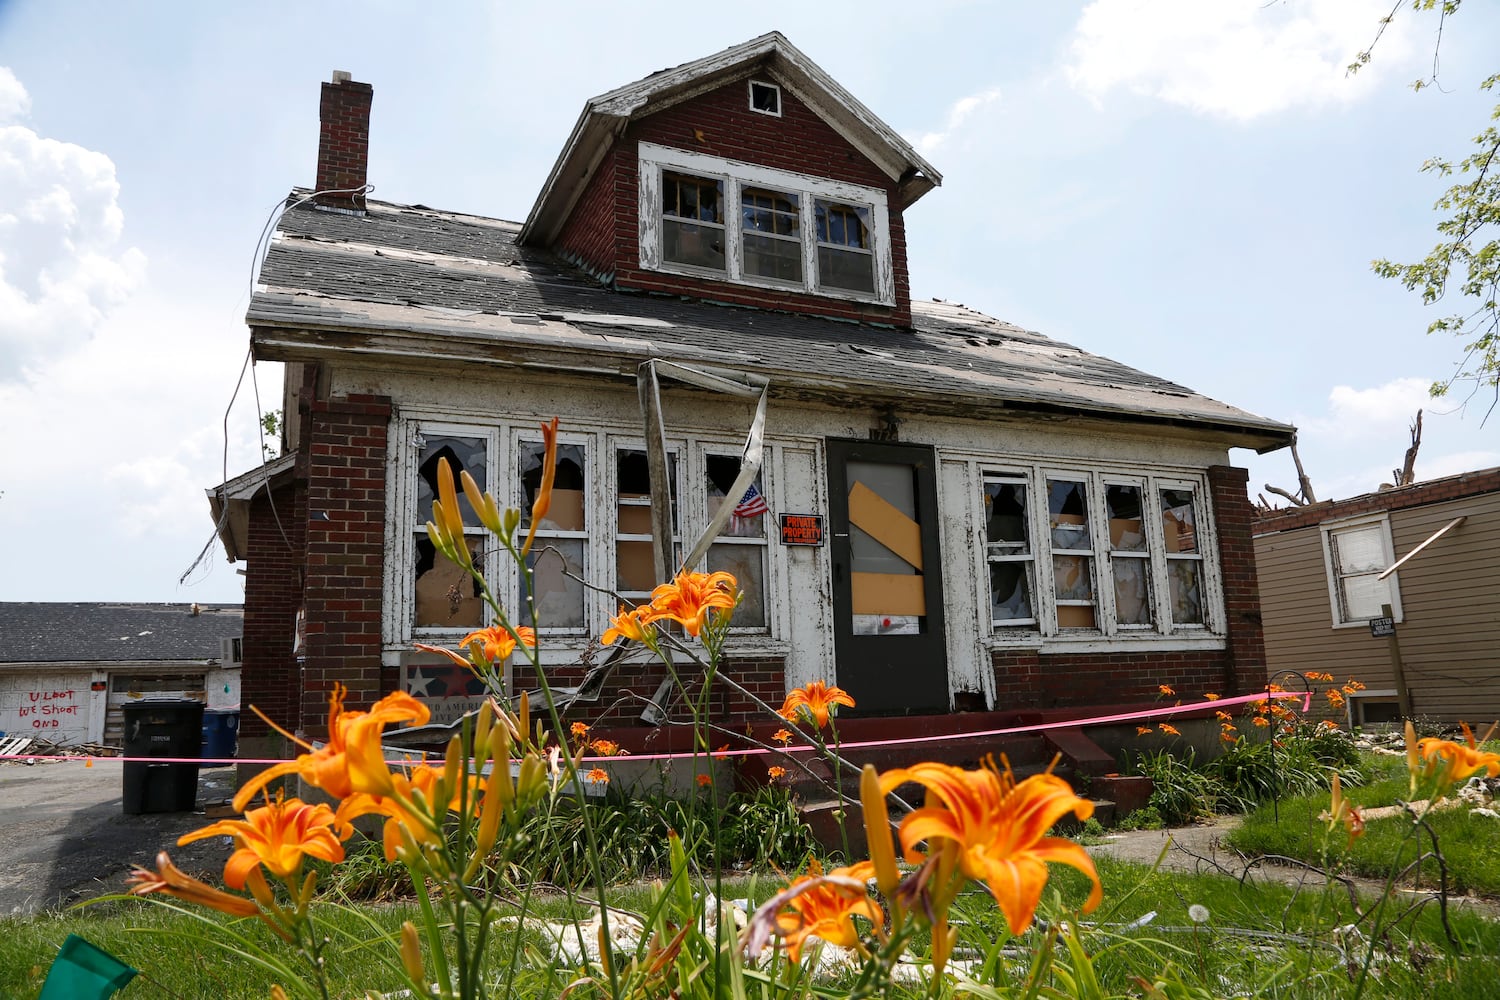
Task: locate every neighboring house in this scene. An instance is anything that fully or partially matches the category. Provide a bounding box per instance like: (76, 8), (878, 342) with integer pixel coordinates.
(0, 603), (243, 746)
(208, 33), (1294, 757)
(1254, 467), (1500, 725)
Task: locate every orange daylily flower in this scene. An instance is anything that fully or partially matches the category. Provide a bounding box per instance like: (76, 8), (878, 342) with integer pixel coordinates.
(1159, 723), (1181, 736)
(1215, 711), (1233, 722)
(768, 765), (787, 780)
(1158, 685), (1175, 697)
(570, 721), (591, 741)
(234, 685), (430, 811)
(1202, 692), (1221, 701)
(643, 570), (738, 637)
(179, 795), (346, 888)
(337, 765), (456, 862)
(1320, 773), (1365, 848)
(587, 767), (609, 784)
(878, 758), (1101, 935)
(590, 739), (622, 757)
(696, 773), (713, 787)
(1251, 716), (1270, 727)
(601, 604), (654, 646)
(1417, 722), (1500, 786)
(773, 860), (883, 963)
(772, 728), (794, 745)
(779, 681), (855, 729)
(459, 625), (536, 665)
(127, 851), (260, 917)
(1136, 725), (1153, 736)
(522, 418), (559, 557)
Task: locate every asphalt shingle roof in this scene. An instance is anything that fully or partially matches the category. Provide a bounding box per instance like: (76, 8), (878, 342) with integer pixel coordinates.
(0, 604), (243, 664)
(248, 194), (1293, 447)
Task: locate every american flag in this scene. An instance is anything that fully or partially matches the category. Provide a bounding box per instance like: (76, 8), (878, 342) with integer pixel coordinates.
(732, 482), (769, 518)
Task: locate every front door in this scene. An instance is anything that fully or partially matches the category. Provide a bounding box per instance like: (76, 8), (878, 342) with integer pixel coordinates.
(826, 439), (948, 715)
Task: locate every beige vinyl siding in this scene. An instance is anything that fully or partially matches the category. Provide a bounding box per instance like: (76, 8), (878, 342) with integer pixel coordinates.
(1254, 492), (1500, 722)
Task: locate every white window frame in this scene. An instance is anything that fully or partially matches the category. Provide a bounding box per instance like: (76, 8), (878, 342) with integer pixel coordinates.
(982, 471), (1038, 628)
(748, 79), (782, 117)
(978, 465), (1221, 642)
(699, 446), (773, 635)
(513, 426), (595, 638)
(610, 437), (683, 607)
(637, 142), (895, 306)
(1320, 514), (1403, 628)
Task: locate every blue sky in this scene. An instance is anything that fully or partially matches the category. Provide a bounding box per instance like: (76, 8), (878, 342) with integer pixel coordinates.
(1, 0), (1497, 603)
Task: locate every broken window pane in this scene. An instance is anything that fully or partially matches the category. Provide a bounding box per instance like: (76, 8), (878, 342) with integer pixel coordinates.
(417, 435), (486, 527)
(663, 172), (725, 272)
(1105, 485), (1146, 552)
(414, 535), (485, 628)
(989, 561), (1033, 622)
(706, 454), (766, 539)
(1113, 557), (1153, 626)
(985, 480), (1029, 554)
(709, 544), (765, 627)
(527, 539), (586, 628)
(1167, 560), (1203, 625)
(1160, 488), (1198, 554)
(1053, 554), (1094, 603)
(617, 449), (677, 532)
(815, 199), (875, 294)
(1048, 480), (1091, 550)
(521, 441), (586, 531)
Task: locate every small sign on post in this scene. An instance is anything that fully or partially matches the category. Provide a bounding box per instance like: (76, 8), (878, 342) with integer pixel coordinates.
(1369, 616), (1395, 638)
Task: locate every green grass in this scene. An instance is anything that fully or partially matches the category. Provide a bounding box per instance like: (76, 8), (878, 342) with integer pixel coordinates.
(5, 859), (1499, 999)
(1228, 754), (1500, 897)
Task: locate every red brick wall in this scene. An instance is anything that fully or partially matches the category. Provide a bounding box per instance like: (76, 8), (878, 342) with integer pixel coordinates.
(315, 77), (372, 211)
(554, 82), (912, 326)
(240, 477), (306, 739)
(1208, 464), (1267, 694)
(300, 393), (391, 735)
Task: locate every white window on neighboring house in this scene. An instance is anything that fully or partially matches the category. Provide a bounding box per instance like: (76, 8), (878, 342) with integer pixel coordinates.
(411, 427), (493, 633)
(614, 446), (680, 607)
(638, 142), (895, 305)
(518, 433), (589, 633)
(704, 453), (770, 629)
(1321, 516), (1401, 627)
(983, 475), (1036, 627)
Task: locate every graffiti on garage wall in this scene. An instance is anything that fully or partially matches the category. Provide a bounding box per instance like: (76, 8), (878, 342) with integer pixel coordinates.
(0, 677), (92, 742)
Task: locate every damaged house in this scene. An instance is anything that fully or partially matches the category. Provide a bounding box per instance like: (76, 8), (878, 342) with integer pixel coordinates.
(209, 33), (1294, 763)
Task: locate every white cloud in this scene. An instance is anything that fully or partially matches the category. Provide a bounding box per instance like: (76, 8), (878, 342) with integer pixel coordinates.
(1065, 0), (1414, 120)
(1324, 377), (1432, 429)
(911, 87), (1003, 154)
(0, 67), (29, 122)
(0, 69), (146, 382)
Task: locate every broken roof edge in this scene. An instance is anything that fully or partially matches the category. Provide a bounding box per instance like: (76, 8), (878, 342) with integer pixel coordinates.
(205, 452), (298, 563)
(245, 314), (1296, 453)
(519, 30), (941, 247)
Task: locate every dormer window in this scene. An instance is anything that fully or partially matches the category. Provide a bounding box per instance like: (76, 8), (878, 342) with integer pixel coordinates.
(638, 142), (894, 305)
(662, 172), (725, 272)
(815, 199), (875, 295)
(741, 187), (802, 284)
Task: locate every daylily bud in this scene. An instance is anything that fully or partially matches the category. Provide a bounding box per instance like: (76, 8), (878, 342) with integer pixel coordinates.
(439, 736), (463, 808)
(474, 700), (495, 761)
(271, 987), (289, 1000)
(472, 781), (504, 863)
(299, 870), (318, 908)
(400, 921), (425, 983)
(860, 764), (900, 898)
(461, 470), (502, 534)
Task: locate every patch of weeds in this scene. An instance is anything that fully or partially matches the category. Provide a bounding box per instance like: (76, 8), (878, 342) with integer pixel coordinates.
(1116, 805), (1164, 831)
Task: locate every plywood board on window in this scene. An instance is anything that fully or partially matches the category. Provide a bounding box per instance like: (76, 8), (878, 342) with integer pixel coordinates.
(416, 557), (484, 628)
(851, 571), (926, 616)
(1057, 605), (1097, 628)
(1109, 518), (1144, 549)
(847, 481), (923, 569)
(543, 489), (586, 531)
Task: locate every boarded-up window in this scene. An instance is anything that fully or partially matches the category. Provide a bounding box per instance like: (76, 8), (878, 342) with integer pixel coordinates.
(520, 438), (588, 630)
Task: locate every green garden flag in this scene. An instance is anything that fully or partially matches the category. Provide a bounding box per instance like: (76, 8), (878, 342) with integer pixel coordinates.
(39, 934), (138, 999)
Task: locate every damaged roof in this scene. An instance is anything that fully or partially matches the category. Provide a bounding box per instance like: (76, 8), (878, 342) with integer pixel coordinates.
(249, 194), (1295, 452)
(0, 604), (243, 665)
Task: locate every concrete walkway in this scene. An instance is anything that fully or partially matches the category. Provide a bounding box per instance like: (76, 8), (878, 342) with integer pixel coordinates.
(1085, 816), (1500, 920)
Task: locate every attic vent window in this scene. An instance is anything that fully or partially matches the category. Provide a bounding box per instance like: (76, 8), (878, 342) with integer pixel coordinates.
(748, 80), (782, 117)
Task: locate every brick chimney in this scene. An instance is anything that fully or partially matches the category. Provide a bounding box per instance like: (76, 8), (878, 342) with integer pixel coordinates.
(315, 70), (372, 212)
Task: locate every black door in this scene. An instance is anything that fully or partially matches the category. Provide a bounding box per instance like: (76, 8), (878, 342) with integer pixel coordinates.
(826, 439), (948, 715)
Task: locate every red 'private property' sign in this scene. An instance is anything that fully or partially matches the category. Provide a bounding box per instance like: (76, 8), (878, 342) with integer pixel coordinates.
(779, 514), (824, 546)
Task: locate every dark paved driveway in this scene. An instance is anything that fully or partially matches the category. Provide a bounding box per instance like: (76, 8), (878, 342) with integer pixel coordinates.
(0, 760), (234, 916)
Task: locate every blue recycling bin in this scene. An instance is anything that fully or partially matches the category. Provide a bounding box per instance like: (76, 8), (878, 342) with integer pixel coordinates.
(200, 709), (239, 766)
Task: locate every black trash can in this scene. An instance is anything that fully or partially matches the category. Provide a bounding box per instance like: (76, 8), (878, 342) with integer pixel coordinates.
(122, 699), (204, 814)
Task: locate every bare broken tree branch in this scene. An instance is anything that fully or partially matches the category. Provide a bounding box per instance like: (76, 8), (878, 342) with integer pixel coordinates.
(1394, 409), (1423, 486)
(1264, 439), (1317, 507)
